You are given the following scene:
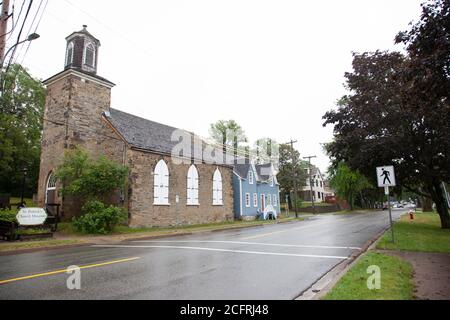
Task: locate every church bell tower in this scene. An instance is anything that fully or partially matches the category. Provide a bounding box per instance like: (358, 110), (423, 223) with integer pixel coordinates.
(37, 26), (115, 218)
(64, 25), (100, 74)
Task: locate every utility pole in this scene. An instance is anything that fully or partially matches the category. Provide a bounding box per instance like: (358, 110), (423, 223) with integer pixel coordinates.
(0, 0), (11, 64)
(303, 155), (317, 214)
(289, 140), (298, 218)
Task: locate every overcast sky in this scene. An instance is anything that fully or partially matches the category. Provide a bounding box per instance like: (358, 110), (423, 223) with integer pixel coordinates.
(7, 0), (424, 173)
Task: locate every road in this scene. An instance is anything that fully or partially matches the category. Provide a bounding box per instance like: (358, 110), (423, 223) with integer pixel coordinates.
(0, 209), (407, 300)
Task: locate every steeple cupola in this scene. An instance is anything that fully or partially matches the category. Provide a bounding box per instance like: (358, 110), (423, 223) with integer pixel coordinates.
(65, 25), (100, 74)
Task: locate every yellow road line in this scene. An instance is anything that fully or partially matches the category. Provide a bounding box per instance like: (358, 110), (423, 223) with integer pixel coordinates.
(0, 257), (140, 285)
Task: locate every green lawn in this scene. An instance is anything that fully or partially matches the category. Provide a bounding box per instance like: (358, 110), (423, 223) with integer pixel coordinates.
(0, 239), (81, 253)
(10, 197), (34, 208)
(377, 213), (450, 253)
(324, 252), (413, 300)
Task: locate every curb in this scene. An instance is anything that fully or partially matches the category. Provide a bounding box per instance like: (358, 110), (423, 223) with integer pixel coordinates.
(294, 224), (391, 300)
(0, 242), (92, 257)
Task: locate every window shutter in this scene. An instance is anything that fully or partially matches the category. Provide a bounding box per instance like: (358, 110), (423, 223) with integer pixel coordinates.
(213, 169), (223, 205)
(187, 165), (199, 205)
(154, 160), (169, 205)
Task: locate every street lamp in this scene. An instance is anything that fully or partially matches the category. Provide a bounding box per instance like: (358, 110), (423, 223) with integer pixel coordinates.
(0, 33), (40, 69)
(19, 168), (28, 209)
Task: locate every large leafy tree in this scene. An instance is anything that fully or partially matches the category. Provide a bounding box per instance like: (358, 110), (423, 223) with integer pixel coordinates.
(0, 64), (45, 197)
(329, 162), (372, 211)
(209, 120), (247, 158)
(254, 137), (279, 164)
(277, 144), (307, 204)
(323, 0), (450, 228)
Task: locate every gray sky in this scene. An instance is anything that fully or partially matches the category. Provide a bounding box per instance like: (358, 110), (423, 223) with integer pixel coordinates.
(7, 0), (424, 173)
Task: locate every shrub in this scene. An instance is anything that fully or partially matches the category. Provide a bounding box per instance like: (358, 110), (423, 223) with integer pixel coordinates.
(72, 201), (127, 234)
(0, 209), (18, 223)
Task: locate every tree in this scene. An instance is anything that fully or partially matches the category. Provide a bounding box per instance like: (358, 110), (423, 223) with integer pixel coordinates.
(0, 64), (45, 197)
(329, 162), (372, 211)
(323, 0), (450, 228)
(209, 120), (247, 158)
(55, 147), (129, 203)
(254, 137), (279, 164)
(277, 144), (307, 206)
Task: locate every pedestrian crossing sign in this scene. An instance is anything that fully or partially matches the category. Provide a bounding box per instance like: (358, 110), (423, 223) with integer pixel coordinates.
(376, 166), (396, 187)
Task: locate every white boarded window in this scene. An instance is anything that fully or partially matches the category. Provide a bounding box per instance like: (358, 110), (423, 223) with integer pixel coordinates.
(66, 42), (74, 66)
(84, 42), (95, 67)
(187, 165), (199, 205)
(273, 194), (278, 206)
(253, 193), (258, 207)
(213, 168), (223, 205)
(267, 194), (272, 206)
(154, 160), (169, 205)
(248, 170), (254, 184)
(245, 193), (251, 207)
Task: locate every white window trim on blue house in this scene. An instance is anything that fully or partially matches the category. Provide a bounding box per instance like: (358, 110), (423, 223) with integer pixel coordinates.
(253, 193), (258, 207)
(248, 170), (254, 184)
(273, 194), (278, 206)
(245, 193), (251, 207)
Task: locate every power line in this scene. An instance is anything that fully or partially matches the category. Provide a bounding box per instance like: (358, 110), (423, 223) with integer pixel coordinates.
(18, 0), (47, 65)
(3, 0), (32, 75)
(61, 0), (152, 58)
(303, 155), (317, 214)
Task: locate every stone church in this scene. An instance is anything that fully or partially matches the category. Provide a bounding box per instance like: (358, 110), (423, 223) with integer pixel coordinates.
(37, 26), (234, 227)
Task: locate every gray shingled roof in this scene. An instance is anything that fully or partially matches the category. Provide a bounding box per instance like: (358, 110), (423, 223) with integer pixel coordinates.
(234, 163), (251, 179)
(105, 108), (227, 163)
(234, 162), (276, 183)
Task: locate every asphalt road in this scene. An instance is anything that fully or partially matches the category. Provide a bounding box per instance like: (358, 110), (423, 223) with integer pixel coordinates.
(0, 209), (408, 300)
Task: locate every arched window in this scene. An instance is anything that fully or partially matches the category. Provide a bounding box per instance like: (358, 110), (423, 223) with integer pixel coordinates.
(213, 168), (223, 206)
(187, 165), (199, 205)
(45, 172), (57, 204)
(154, 160), (169, 205)
(66, 42), (74, 66)
(84, 42), (95, 68)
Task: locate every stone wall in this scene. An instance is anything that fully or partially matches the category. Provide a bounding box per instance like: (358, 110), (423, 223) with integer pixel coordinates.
(37, 71), (126, 219)
(127, 149), (234, 227)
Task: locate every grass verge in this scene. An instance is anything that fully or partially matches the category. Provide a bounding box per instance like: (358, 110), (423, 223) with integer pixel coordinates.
(58, 215), (306, 237)
(377, 212), (450, 253)
(0, 239), (81, 253)
(323, 252), (413, 300)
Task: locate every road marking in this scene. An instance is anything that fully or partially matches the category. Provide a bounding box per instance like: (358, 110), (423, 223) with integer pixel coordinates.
(132, 240), (361, 250)
(93, 245), (349, 260)
(0, 257), (140, 285)
(241, 220), (332, 240)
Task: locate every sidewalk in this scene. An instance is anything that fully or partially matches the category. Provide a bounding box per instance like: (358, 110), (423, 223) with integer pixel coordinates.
(379, 250), (450, 300)
(320, 212), (450, 300)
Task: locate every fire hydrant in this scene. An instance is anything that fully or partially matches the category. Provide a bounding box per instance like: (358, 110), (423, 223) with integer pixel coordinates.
(409, 210), (415, 220)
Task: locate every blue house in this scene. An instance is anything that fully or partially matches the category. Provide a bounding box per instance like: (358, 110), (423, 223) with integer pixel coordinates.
(233, 162), (281, 220)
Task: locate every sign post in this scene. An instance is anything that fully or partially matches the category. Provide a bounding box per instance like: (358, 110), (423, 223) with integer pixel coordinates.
(377, 166), (396, 243)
